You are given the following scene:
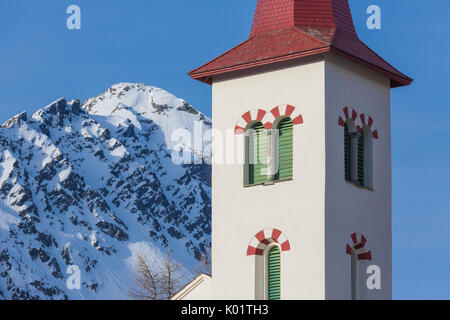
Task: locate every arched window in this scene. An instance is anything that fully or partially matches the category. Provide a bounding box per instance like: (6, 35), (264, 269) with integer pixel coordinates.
(341, 110), (376, 188)
(344, 123), (351, 181)
(275, 117), (293, 182)
(249, 228), (290, 300)
(344, 120), (357, 182)
(357, 133), (365, 186)
(358, 126), (373, 188)
(240, 105), (302, 187)
(344, 119), (374, 188)
(346, 233), (372, 300)
(245, 122), (268, 186)
(267, 245), (281, 300)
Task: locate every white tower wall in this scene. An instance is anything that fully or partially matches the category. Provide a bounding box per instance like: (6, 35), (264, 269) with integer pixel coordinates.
(324, 55), (392, 299)
(208, 54), (393, 300)
(211, 58), (327, 300)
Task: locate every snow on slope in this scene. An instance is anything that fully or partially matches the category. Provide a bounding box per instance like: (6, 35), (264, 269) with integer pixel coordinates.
(84, 83), (211, 151)
(0, 83), (211, 300)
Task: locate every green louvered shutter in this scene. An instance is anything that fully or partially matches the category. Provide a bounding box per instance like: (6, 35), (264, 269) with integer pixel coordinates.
(268, 246), (281, 300)
(276, 118), (293, 181)
(344, 124), (351, 181)
(358, 133), (365, 186)
(248, 122), (268, 185)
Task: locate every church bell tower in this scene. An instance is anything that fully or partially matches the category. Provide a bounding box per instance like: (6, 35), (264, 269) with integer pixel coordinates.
(187, 0), (412, 300)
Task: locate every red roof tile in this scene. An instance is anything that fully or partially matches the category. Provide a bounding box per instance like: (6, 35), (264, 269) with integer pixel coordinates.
(189, 0), (412, 88)
(251, 0), (357, 37)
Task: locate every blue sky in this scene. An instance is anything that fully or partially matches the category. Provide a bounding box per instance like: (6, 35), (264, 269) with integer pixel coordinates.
(1, 0), (449, 299)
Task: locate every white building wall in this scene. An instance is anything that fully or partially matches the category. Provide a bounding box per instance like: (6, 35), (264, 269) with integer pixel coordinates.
(211, 58), (327, 300)
(324, 54), (392, 300)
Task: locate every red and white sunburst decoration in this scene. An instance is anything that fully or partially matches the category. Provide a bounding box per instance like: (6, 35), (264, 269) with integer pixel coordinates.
(247, 228), (291, 256)
(346, 232), (372, 261)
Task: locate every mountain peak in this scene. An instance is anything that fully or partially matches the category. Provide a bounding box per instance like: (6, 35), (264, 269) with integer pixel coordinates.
(0, 84), (211, 299)
(82, 83), (211, 150)
(83, 82), (186, 115)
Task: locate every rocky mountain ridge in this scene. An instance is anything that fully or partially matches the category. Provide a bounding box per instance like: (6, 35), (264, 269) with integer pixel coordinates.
(0, 83), (211, 299)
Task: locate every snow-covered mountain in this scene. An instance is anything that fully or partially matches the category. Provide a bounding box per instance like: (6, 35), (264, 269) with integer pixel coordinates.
(0, 83), (211, 300)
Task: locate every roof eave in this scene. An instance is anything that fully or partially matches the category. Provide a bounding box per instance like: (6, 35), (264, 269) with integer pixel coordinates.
(188, 46), (331, 85)
(329, 47), (413, 88)
(189, 47), (413, 88)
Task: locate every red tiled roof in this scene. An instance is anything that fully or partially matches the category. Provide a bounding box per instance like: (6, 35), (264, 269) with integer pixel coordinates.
(189, 0), (412, 88)
(251, 0), (357, 37)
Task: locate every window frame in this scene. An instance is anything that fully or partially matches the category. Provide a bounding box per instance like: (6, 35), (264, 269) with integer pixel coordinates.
(244, 121), (269, 187)
(273, 116), (294, 183)
(344, 119), (357, 183)
(243, 116), (296, 187)
(264, 244), (281, 300)
(359, 125), (373, 189)
(344, 120), (373, 190)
